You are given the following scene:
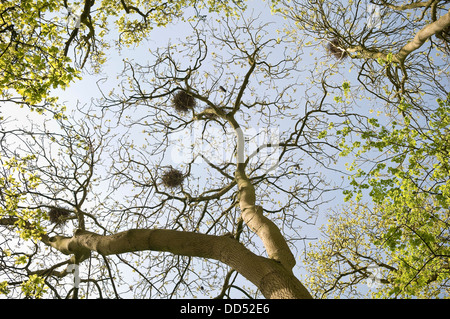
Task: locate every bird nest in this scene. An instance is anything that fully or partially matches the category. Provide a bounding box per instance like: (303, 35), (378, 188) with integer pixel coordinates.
(326, 38), (348, 60)
(48, 207), (72, 225)
(172, 91), (197, 114)
(161, 168), (186, 188)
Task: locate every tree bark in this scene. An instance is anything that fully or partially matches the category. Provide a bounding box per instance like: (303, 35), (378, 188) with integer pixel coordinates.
(44, 228), (312, 299)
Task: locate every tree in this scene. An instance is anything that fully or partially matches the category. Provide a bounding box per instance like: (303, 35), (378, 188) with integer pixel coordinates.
(0, 10), (342, 299)
(0, 0), (246, 105)
(3, 0), (448, 300)
(275, 0), (450, 298)
(277, 0), (450, 113)
(302, 94), (450, 298)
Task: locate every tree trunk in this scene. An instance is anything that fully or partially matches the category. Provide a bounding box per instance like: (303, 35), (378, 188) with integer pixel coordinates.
(44, 228), (312, 299)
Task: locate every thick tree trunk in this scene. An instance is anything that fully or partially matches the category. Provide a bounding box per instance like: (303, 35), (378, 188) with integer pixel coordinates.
(40, 91), (315, 299)
(44, 228), (312, 299)
(395, 9), (450, 63)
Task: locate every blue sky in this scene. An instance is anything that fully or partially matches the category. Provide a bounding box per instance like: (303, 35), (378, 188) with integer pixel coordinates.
(0, 0), (412, 298)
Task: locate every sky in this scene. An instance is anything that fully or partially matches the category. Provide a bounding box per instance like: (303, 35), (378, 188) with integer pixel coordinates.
(0, 0), (394, 298)
(90, 0), (333, 297)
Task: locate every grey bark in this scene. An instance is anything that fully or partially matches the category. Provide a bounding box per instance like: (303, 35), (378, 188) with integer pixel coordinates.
(44, 228), (312, 299)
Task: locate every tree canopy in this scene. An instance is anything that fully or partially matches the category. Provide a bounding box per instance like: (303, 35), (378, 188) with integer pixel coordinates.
(1, 0), (449, 299)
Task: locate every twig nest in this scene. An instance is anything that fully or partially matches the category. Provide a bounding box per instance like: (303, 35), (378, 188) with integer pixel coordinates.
(327, 38), (348, 60)
(172, 90), (197, 114)
(161, 168), (186, 188)
(48, 207), (72, 225)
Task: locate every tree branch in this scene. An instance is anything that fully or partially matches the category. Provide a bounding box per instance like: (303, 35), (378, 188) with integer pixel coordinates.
(44, 228), (311, 298)
(226, 116), (297, 271)
(376, 0), (436, 11)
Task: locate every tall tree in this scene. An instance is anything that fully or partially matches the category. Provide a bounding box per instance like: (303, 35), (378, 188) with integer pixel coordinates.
(0, 0), (246, 105)
(0, 11), (339, 299)
(302, 94), (450, 298)
(277, 0), (450, 112)
(3, 0), (448, 300)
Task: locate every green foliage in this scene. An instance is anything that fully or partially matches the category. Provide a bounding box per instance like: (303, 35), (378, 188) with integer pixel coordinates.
(0, 0), (246, 103)
(20, 274), (47, 299)
(303, 199), (449, 298)
(0, 0), (80, 103)
(328, 95), (450, 297)
(0, 155), (46, 242)
(301, 203), (383, 298)
(0, 281), (10, 295)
